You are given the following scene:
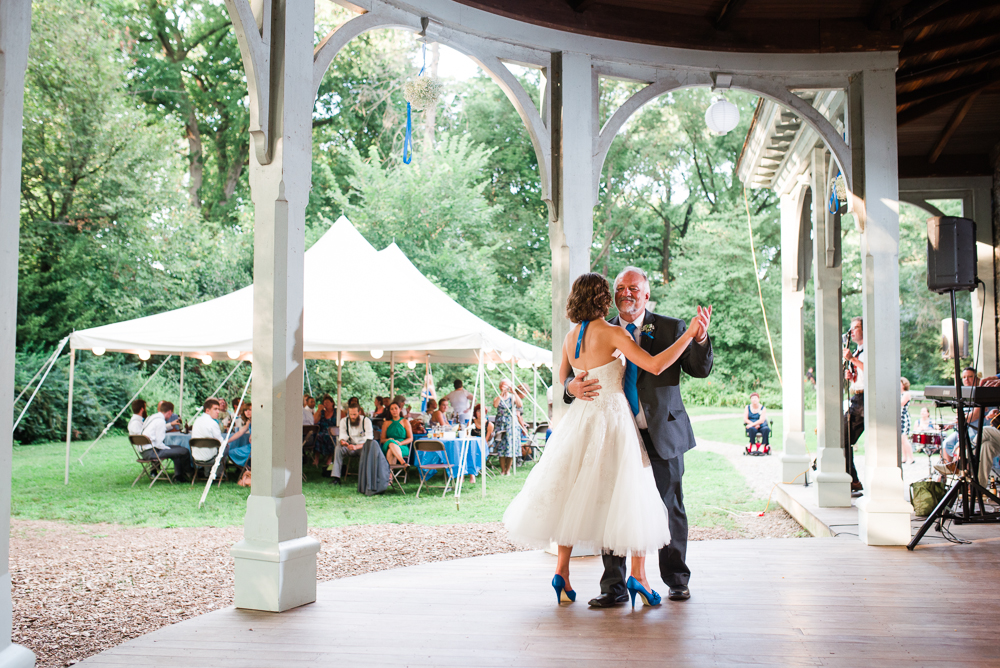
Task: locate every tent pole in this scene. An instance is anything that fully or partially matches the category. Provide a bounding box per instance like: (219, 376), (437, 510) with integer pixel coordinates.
(63, 348), (75, 485)
(533, 364), (538, 430)
(390, 352), (395, 398)
(481, 351), (486, 499)
(179, 354), (185, 424)
(305, 359), (313, 397)
(511, 359), (516, 475)
(336, 352), (342, 425)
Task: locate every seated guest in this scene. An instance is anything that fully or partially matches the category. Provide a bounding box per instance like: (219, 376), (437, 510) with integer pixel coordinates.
(915, 406), (933, 433)
(372, 396), (387, 419)
(470, 404), (494, 442)
(159, 401), (181, 433)
(939, 368), (981, 469)
(140, 402), (192, 482)
(192, 398), (248, 463)
(128, 399), (148, 435)
(226, 403), (253, 470)
(427, 399), (447, 426)
(380, 401), (412, 467)
(217, 399), (234, 432)
(313, 394), (338, 468)
(744, 392), (770, 452)
(331, 397), (374, 486)
(403, 403), (412, 419)
(303, 394), (315, 426)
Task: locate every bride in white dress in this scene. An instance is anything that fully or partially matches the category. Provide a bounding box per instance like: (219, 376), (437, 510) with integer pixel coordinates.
(504, 272), (707, 607)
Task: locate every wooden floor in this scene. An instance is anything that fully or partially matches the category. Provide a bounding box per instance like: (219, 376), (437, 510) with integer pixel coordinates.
(81, 529), (1000, 667)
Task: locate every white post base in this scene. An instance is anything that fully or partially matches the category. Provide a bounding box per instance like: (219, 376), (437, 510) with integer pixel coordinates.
(856, 472), (912, 545)
(814, 470), (853, 507)
(780, 431), (810, 484)
(231, 495), (321, 612)
(0, 644), (34, 668)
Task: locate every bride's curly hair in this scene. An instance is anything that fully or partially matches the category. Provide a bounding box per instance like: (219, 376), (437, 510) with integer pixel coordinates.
(566, 272), (612, 323)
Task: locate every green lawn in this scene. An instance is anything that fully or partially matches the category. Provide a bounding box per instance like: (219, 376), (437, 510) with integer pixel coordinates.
(13, 433), (763, 532)
(691, 410), (866, 455)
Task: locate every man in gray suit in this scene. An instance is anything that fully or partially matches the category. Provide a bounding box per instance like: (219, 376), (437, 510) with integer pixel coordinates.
(566, 266), (713, 607)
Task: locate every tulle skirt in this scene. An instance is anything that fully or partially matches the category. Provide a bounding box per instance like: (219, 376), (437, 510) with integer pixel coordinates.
(503, 389), (670, 557)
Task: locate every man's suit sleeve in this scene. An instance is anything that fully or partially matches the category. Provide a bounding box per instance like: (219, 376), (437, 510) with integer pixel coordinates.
(562, 369), (575, 405)
(676, 318), (714, 379)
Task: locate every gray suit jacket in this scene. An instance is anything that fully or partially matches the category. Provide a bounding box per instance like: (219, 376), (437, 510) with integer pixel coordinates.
(564, 310), (714, 461)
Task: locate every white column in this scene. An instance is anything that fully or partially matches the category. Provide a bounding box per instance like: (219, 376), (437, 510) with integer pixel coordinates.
(228, 0), (320, 612)
(549, 51), (596, 426)
(812, 149), (852, 506)
(780, 190), (809, 483)
(0, 0), (38, 664)
(850, 69), (911, 545)
(971, 183), (997, 375)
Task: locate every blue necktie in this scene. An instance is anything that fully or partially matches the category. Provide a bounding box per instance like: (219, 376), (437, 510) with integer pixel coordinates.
(624, 323), (639, 416)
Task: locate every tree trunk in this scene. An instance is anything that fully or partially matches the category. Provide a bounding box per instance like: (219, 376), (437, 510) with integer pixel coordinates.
(661, 212), (670, 283)
(186, 109), (203, 208)
(422, 42), (439, 152)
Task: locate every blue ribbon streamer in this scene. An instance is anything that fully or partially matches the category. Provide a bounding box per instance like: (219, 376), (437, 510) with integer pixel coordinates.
(403, 43), (428, 166)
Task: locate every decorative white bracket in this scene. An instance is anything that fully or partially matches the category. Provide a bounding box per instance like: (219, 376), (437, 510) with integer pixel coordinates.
(224, 0), (275, 165)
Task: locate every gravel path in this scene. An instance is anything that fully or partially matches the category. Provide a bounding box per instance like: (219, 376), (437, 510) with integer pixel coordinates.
(12, 509), (803, 667)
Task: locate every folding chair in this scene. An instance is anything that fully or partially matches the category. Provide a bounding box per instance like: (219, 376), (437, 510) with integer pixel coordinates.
(189, 438), (224, 486)
(486, 429), (505, 472)
(414, 440), (455, 498)
(302, 425), (319, 459)
(388, 458), (409, 494)
(128, 435), (173, 488)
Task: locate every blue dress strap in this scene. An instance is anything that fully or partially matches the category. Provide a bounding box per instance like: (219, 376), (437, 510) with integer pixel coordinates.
(575, 321), (589, 359)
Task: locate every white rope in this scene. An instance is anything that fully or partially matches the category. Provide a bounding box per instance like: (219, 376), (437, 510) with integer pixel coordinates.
(189, 360), (245, 420)
(77, 355), (173, 464)
(743, 187), (782, 387)
(12, 336), (69, 433)
(13, 336), (67, 408)
(199, 369), (253, 508)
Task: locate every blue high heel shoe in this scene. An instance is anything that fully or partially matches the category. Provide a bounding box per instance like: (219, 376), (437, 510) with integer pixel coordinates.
(626, 576), (661, 609)
(551, 574), (576, 604)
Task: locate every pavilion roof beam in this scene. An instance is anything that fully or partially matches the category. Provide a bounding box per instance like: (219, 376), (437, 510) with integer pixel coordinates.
(907, 0), (1000, 30)
(894, 0), (955, 29)
(897, 51), (1000, 84)
(899, 19), (1000, 63)
(567, 0), (596, 13)
(927, 89), (981, 163)
(714, 0), (750, 31)
(897, 69), (1000, 107)
(867, 0), (892, 30)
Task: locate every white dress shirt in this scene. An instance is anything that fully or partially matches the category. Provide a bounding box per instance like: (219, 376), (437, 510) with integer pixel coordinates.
(850, 347), (865, 393)
(339, 415), (373, 446)
(127, 414), (145, 436)
(303, 407), (315, 426)
(192, 413), (225, 443)
(446, 389), (473, 421)
(618, 311), (649, 430)
(141, 413), (167, 450)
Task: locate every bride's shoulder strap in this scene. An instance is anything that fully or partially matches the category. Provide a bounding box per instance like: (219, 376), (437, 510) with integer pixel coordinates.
(575, 320), (589, 359)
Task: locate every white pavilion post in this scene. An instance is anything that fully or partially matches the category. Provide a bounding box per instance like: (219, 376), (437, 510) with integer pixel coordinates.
(0, 0), (38, 664)
(850, 68), (911, 545)
(779, 189), (809, 484)
(811, 148), (851, 507)
(226, 0), (320, 611)
(63, 350), (75, 486)
(549, 51), (596, 427)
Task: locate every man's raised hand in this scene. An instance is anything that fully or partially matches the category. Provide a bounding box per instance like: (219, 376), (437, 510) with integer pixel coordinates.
(567, 370), (602, 402)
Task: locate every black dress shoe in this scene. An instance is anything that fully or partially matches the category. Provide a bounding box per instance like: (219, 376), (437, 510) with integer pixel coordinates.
(588, 592), (629, 608)
(667, 585), (690, 601)
(329, 476), (342, 486)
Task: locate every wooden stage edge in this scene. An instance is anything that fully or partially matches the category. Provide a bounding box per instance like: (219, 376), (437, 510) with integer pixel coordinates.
(81, 530), (1000, 667)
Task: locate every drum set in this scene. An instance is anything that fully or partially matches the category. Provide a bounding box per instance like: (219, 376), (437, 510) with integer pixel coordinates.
(911, 428), (944, 476)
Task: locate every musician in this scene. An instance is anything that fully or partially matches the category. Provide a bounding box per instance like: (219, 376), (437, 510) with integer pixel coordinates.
(842, 317), (865, 494)
(977, 409), (1000, 486)
(936, 368), (981, 474)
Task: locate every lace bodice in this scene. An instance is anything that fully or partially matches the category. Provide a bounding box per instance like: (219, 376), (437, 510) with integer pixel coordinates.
(571, 359), (626, 409)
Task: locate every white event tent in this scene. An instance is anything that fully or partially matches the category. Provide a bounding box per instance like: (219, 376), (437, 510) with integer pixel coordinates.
(65, 217), (552, 494)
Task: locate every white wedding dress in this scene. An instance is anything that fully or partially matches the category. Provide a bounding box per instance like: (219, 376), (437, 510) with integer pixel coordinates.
(503, 358), (671, 556)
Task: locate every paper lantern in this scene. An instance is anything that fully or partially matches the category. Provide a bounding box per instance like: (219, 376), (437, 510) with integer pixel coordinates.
(227, 350), (240, 360)
(371, 349), (384, 360)
(138, 350), (151, 361)
(407, 361), (417, 369)
(705, 98), (739, 135)
(92, 347), (105, 356)
(201, 354), (213, 365)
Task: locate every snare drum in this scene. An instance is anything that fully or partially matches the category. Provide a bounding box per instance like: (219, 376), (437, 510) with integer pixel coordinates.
(911, 431), (942, 454)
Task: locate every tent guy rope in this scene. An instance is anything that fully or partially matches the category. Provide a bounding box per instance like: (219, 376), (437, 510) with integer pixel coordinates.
(12, 335), (68, 433)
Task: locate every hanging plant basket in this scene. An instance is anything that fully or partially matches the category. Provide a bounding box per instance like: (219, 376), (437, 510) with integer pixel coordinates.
(403, 76), (443, 111)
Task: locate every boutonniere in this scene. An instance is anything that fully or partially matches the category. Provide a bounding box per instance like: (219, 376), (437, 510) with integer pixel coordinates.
(641, 324), (655, 339)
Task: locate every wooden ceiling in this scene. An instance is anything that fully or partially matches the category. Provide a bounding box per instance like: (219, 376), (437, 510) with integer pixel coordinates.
(455, 0), (1000, 178)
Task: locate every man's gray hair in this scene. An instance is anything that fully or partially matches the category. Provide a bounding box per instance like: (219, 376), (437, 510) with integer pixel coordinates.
(613, 266), (650, 293)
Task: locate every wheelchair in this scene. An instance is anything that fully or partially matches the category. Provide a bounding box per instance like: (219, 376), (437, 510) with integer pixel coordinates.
(744, 420), (773, 456)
